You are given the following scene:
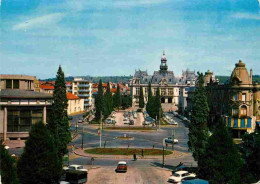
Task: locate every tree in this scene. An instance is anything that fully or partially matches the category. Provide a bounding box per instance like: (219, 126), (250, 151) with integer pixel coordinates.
(188, 72), (209, 161)
(121, 95), (132, 109)
(95, 80), (105, 121)
(17, 122), (62, 184)
(198, 120), (243, 184)
(48, 65), (71, 158)
(113, 83), (121, 111)
(146, 82), (155, 118)
(240, 130), (260, 183)
(154, 87), (162, 120)
(0, 142), (20, 184)
(139, 86), (145, 108)
(104, 82), (113, 118)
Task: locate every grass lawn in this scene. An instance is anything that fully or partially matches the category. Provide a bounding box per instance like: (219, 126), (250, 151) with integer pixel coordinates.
(85, 148), (172, 155)
(104, 127), (156, 130)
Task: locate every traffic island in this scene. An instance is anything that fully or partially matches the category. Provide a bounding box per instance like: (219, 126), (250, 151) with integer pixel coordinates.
(85, 148), (173, 156)
(103, 127), (157, 131)
(74, 148), (186, 160)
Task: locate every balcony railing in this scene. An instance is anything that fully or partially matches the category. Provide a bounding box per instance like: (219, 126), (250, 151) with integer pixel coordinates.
(78, 84), (90, 87)
(78, 94), (90, 98)
(78, 89), (90, 92)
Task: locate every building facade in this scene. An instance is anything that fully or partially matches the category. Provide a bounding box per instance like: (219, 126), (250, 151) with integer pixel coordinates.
(67, 78), (93, 111)
(67, 92), (84, 115)
(0, 75), (53, 140)
(206, 60), (259, 138)
(130, 52), (197, 111)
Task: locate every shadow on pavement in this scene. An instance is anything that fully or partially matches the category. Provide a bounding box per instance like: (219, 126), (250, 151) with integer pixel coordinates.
(150, 162), (176, 171)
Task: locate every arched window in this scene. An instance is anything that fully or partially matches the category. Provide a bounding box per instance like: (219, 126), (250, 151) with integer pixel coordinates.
(240, 105), (247, 117)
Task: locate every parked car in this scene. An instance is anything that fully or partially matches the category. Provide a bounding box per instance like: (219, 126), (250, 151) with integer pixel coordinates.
(183, 117), (188, 121)
(182, 179), (209, 184)
(165, 137), (178, 144)
(143, 117), (155, 125)
(129, 120), (134, 125)
(123, 119), (130, 124)
(116, 161), (127, 172)
(68, 116), (73, 120)
(78, 119), (83, 123)
(169, 119), (178, 125)
(105, 118), (116, 124)
(65, 170), (88, 184)
(137, 108), (143, 112)
(63, 165), (88, 172)
(133, 113), (138, 119)
(168, 171), (196, 183)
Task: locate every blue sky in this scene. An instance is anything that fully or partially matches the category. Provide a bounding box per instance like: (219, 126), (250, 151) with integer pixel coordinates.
(1, 0), (260, 79)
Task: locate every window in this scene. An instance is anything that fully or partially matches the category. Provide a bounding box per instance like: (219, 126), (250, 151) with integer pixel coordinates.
(232, 108), (239, 116)
(136, 88), (140, 95)
(240, 105), (247, 116)
(6, 80), (12, 89)
(233, 93), (238, 101)
(242, 93), (246, 101)
(13, 80), (19, 89)
(161, 89), (166, 95)
(168, 88), (173, 95)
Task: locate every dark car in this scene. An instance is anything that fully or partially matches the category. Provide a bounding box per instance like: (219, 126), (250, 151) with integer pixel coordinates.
(68, 116), (73, 120)
(129, 120), (134, 125)
(137, 108), (142, 112)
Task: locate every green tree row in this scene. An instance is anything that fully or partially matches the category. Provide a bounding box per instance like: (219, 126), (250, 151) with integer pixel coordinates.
(146, 82), (162, 120)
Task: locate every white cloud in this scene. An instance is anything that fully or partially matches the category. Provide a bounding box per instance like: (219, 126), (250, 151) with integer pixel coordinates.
(232, 13), (260, 20)
(12, 13), (65, 31)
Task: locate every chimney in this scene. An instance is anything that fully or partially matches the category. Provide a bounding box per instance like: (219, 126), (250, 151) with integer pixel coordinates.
(250, 68), (253, 83)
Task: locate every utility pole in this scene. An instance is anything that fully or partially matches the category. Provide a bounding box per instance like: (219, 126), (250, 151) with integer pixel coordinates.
(172, 128), (175, 151)
(81, 127), (84, 149)
(162, 146), (165, 167)
(158, 108), (161, 130)
(76, 118), (78, 133)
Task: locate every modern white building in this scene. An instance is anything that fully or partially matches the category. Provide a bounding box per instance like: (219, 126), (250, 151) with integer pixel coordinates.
(67, 78), (93, 111)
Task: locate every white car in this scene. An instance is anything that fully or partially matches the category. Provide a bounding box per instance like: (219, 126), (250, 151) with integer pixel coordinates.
(105, 118), (116, 124)
(63, 165), (88, 172)
(168, 171), (196, 183)
(169, 119), (178, 125)
(165, 137), (178, 144)
(183, 117), (188, 121)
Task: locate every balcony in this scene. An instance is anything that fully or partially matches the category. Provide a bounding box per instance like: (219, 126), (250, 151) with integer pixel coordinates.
(78, 94), (90, 98)
(78, 89), (89, 92)
(84, 99), (90, 102)
(78, 84), (90, 87)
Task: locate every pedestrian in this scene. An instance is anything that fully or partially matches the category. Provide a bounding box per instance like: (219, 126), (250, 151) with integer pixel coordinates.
(133, 153), (137, 161)
(141, 149), (144, 158)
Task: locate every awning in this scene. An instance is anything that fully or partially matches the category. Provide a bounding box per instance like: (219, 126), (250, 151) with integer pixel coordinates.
(226, 117), (251, 129)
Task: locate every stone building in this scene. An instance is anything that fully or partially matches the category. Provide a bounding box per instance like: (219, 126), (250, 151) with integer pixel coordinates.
(130, 52), (197, 111)
(0, 75), (53, 140)
(205, 60), (259, 138)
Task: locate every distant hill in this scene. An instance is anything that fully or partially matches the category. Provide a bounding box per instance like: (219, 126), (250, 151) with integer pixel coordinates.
(41, 75), (259, 84)
(41, 76), (132, 83)
(216, 75), (260, 84)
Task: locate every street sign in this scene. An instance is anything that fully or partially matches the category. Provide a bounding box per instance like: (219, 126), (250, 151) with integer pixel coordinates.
(98, 130), (100, 135)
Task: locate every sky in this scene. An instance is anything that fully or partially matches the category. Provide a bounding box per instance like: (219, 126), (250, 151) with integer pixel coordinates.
(0, 0), (260, 79)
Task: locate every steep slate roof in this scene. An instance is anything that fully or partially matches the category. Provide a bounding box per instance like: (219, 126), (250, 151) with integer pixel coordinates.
(0, 89), (53, 99)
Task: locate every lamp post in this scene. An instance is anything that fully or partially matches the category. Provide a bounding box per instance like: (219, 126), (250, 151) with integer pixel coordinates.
(81, 127), (84, 149)
(162, 146), (165, 167)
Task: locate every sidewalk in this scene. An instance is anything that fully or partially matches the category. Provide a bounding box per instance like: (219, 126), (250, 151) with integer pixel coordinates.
(74, 148), (186, 160)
